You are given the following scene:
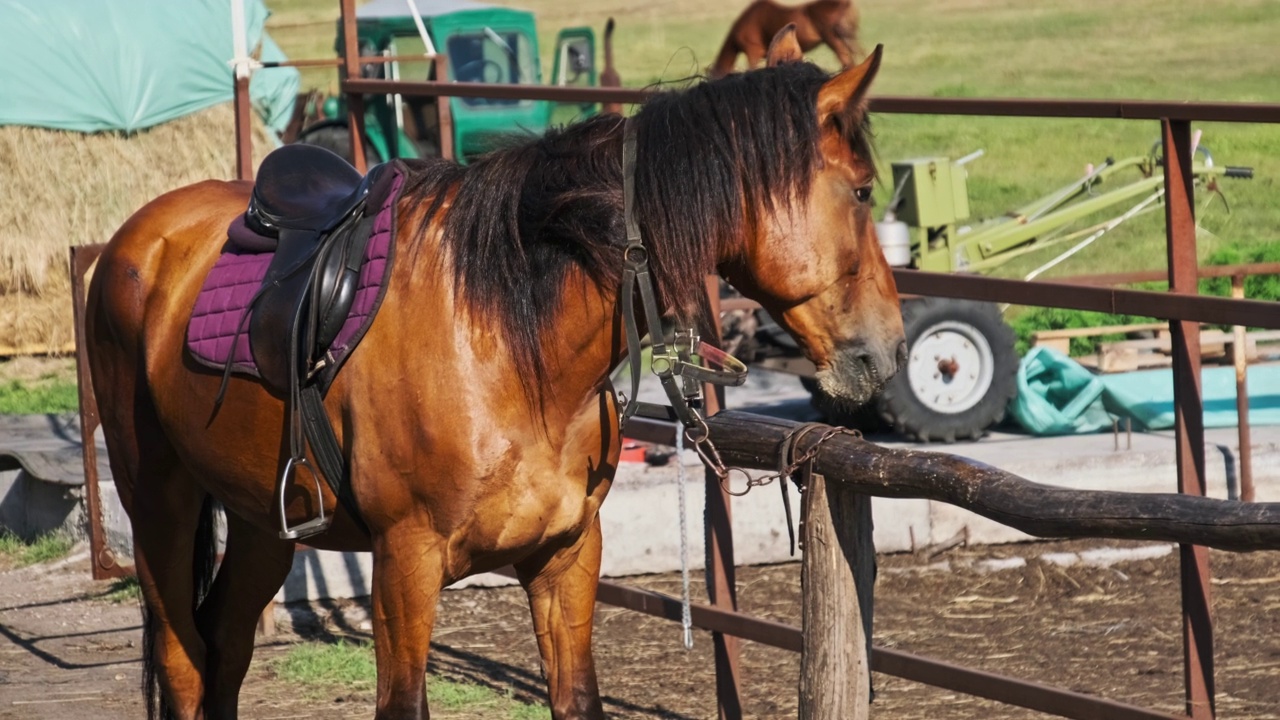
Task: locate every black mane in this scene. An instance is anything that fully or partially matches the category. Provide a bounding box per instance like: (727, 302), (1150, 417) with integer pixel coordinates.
(401, 62), (872, 406)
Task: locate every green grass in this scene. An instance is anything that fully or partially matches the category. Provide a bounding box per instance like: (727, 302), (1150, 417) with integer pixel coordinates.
(101, 576), (143, 604)
(0, 531), (75, 567)
(0, 375), (78, 414)
(272, 640), (549, 718)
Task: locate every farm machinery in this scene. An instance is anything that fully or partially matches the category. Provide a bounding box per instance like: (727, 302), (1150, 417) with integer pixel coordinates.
(294, 0), (600, 164)
(734, 141), (1254, 442)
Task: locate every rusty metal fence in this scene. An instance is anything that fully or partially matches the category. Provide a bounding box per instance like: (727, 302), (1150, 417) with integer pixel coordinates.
(68, 1), (1280, 718)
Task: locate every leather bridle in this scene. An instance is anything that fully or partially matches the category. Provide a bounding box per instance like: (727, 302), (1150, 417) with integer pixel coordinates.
(616, 119), (748, 475)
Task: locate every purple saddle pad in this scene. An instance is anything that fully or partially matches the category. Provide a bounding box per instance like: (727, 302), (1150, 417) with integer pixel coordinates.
(186, 169), (404, 379)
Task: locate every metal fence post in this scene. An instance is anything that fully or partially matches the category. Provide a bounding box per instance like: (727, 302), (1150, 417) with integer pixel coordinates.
(71, 244), (130, 581)
(339, 0), (368, 173)
(703, 276), (743, 719)
(1162, 117), (1215, 720)
(1230, 273), (1254, 502)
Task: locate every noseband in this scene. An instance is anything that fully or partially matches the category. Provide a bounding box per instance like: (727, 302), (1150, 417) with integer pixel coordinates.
(617, 119), (748, 472)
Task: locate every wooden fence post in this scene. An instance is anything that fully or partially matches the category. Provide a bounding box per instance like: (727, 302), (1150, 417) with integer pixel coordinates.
(799, 473), (873, 720)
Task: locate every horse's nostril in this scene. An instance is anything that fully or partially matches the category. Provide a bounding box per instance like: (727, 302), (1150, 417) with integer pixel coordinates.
(895, 340), (909, 370)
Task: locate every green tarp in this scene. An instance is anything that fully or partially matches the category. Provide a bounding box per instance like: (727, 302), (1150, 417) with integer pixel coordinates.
(1011, 346), (1280, 435)
(0, 0), (298, 134)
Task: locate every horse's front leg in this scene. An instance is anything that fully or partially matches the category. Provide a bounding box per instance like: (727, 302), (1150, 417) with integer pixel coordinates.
(371, 524), (446, 720)
(515, 515), (605, 720)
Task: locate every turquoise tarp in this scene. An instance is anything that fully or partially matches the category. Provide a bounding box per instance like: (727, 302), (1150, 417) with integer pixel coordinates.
(0, 0), (298, 134)
(1010, 347), (1280, 435)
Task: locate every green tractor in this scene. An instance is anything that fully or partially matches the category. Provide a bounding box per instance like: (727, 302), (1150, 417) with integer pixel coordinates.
(738, 143), (1253, 442)
(296, 0), (601, 164)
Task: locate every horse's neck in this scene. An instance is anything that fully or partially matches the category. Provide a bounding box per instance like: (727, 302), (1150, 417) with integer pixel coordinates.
(539, 269), (626, 422)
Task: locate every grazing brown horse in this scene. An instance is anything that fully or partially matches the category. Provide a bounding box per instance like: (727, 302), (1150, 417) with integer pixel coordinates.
(86, 35), (902, 720)
(710, 0), (861, 78)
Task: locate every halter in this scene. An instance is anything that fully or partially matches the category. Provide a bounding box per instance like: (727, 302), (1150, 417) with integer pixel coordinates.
(617, 119), (748, 475)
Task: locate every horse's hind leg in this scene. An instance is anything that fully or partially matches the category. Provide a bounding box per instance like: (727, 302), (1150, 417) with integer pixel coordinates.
(514, 517), (605, 720)
(196, 512), (296, 719)
(130, 460), (215, 720)
(823, 15), (862, 66)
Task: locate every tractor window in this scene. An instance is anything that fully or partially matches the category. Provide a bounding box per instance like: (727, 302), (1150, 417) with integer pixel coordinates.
(446, 29), (534, 106)
(388, 35), (441, 157)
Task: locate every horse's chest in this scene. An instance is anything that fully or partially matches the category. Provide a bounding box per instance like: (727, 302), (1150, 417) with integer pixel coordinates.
(462, 466), (606, 554)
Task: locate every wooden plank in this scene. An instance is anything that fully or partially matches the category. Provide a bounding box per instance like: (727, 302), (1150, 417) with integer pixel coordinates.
(1032, 322), (1167, 341)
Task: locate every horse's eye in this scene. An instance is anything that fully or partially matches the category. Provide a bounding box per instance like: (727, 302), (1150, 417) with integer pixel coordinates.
(854, 186), (873, 203)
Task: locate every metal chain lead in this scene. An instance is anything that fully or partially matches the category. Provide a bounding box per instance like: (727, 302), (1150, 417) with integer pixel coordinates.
(675, 427), (694, 650)
(714, 425), (862, 497)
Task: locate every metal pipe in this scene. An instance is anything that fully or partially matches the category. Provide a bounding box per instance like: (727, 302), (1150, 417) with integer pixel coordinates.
(1024, 189), (1164, 281)
(71, 245), (131, 581)
(1056, 261), (1280, 287)
(403, 0), (437, 56)
(233, 74), (253, 181)
(1232, 274), (1254, 502)
(230, 0), (254, 180)
(893, 270), (1280, 329)
(340, 0), (368, 173)
(341, 78), (1280, 122)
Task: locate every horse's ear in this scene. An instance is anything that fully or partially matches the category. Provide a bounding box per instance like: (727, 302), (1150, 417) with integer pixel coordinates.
(766, 23), (803, 66)
(816, 44), (883, 131)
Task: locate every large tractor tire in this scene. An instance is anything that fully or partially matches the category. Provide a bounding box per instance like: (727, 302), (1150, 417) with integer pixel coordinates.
(876, 297), (1018, 442)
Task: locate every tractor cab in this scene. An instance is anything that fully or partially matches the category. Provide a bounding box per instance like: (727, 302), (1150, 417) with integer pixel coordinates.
(302, 0), (598, 164)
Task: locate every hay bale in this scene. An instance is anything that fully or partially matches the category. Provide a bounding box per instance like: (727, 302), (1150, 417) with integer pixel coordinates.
(0, 104), (275, 353)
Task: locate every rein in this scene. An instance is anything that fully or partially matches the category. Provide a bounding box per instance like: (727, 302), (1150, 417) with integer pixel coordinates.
(617, 119), (748, 477)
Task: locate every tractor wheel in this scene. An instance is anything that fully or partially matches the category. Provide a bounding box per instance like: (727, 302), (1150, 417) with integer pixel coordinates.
(876, 297), (1018, 442)
(294, 121), (381, 169)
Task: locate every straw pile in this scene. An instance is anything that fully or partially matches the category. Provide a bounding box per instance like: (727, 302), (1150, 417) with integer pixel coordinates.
(0, 104), (274, 354)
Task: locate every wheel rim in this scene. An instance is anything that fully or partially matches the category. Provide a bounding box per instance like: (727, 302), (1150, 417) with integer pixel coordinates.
(905, 320), (995, 415)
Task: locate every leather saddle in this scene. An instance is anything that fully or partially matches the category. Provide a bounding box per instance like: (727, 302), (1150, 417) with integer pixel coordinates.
(224, 143), (397, 539)
(242, 144), (395, 395)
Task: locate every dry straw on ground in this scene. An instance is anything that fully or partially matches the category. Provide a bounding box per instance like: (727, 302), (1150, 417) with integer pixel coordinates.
(0, 105), (274, 353)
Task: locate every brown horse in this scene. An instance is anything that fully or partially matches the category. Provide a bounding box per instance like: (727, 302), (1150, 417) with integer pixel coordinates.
(86, 35), (903, 720)
(710, 0), (861, 78)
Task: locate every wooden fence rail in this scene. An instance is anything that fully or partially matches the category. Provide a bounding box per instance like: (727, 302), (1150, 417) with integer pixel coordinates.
(708, 410), (1280, 552)
(699, 410), (1280, 718)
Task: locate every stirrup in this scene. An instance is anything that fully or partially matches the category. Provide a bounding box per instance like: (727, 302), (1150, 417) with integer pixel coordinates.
(275, 455), (332, 540)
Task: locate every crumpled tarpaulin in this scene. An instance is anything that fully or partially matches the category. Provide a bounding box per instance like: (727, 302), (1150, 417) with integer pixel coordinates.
(0, 0), (299, 134)
(1010, 346), (1280, 435)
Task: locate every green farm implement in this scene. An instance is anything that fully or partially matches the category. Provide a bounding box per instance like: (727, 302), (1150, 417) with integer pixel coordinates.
(741, 140), (1254, 442)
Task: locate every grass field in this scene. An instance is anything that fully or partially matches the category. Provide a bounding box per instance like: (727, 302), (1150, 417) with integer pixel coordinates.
(264, 0), (1279, 283)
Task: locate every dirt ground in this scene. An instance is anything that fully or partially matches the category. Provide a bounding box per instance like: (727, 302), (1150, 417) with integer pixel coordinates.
(2, 538), (1279, 719)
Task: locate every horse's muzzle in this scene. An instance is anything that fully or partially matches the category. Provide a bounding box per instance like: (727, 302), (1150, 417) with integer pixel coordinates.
(815, 338), (904, 407)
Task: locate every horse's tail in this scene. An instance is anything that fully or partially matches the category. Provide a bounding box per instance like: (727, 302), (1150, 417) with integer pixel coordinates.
(141, 494), (219, 720)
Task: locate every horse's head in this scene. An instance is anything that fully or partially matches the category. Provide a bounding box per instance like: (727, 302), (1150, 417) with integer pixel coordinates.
(718, 38), (906, 405)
